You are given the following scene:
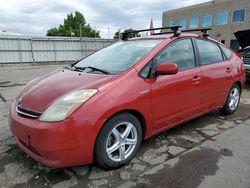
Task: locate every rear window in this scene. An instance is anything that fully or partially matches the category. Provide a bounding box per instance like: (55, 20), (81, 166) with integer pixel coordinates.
(220, 45), (233, 59)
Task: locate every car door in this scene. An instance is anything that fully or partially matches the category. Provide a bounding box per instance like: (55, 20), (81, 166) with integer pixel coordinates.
(195, 39), (234, 110)
(151, 38), (203, 132)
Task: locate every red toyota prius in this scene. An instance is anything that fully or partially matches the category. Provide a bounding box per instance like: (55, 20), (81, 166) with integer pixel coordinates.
(9, 29), (245, 169)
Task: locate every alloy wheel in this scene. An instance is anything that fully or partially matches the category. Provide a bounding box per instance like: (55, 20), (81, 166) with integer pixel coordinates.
(106, 122), (138, 162)
(228, 87), (240, 111)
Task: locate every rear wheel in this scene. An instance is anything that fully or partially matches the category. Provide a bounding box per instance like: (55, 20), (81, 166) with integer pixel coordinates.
(94, 113), (142, 169)
(220, 84), (241, 115)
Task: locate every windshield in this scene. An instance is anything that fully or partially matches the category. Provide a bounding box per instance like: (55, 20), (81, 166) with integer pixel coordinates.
(75, 39), (163, 74)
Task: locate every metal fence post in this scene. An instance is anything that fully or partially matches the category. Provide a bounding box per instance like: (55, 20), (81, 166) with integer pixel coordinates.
(80, 37), (84, 57)
(30, 38), (34, 63)
(53, 40), (57, 63)
(18, 38), (22, 63)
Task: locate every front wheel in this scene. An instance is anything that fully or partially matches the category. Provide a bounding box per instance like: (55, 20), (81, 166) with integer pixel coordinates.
(220, 84), (241, 115)
(94, 113), (142, 169)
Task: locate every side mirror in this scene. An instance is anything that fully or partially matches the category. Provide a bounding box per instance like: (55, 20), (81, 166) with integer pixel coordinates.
(155, 63), (178, 75)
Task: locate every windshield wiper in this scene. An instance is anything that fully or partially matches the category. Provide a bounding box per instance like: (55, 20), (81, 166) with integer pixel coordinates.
(64, 60), (81, 70)
(64, 65), (74, 70)
(73, 65), (111, 74)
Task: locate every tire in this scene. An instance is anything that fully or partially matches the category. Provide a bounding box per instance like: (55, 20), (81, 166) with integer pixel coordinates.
(220, 84), (241, 115)
(94, 112), (142, 169)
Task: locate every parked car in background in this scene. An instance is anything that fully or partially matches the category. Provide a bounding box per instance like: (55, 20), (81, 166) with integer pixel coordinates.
(9, 29), (245, 169)
(235, 29), (250, 80)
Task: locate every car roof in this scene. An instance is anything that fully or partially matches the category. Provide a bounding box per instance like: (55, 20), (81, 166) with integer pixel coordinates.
(127, 33), (224, 47)
(127, 33), (199, 41)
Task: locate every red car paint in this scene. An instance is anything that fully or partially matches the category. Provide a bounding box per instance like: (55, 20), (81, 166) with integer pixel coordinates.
(9, 34), (245, 168)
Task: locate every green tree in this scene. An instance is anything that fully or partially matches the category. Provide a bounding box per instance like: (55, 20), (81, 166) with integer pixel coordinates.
(114, 30), (121, 39)
(47, 11), (100, 38)
(114, 28), (141, 39)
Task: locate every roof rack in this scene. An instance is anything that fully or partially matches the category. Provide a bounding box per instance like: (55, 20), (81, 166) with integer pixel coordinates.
(121, 26), (182, 40)
(153, 28), (212, 37)
(121, 26), (212, 40)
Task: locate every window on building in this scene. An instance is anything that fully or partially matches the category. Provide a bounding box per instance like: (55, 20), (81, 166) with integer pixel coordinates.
(168, 20), (175, 27)
(190, 16), (198, 28)
(155, 39), (196, 71)
(202, 15), (212, 27)
(196, 39), (223, 65)
(232, 9), (245, 23)
(230, 40), (241, 51)
(216, 11), (228, 25)
(179, 19), (186, 29)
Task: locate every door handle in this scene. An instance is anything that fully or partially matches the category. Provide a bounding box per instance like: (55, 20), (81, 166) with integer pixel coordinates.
(226, 67), (232, 73)
(192, 75), (201, 84)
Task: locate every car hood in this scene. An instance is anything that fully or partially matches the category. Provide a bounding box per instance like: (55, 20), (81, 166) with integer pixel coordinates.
(234, 29), (250, 50)
(17, 69), (115, 112)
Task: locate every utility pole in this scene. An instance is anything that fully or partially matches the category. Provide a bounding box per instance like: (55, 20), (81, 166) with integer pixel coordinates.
(79, 24), (84, 56)
(94, 26), (97, 50)
(118, 28), (121, 40)
(80, 24), (82, 38)
(94, 26), (97, 38)
(70, 26), (75, 37)
(108, 25), (110, 39)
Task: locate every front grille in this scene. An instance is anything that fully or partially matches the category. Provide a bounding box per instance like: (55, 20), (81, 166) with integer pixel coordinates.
(16, 106), (42, 119)
(243, 56), (250, 65)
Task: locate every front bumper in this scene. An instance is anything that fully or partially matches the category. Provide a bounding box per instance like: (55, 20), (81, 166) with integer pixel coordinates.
(9, 101), (97, 168)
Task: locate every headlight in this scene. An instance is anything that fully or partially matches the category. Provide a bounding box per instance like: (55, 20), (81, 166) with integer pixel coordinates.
(40, 89), (98, 122)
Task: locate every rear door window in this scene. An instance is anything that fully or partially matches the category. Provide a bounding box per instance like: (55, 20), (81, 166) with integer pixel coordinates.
(196, 39), (223, 65)
(155, 39), (196, 71)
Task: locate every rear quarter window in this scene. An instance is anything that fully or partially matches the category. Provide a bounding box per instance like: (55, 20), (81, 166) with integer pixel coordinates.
(220, 45), (233, 59)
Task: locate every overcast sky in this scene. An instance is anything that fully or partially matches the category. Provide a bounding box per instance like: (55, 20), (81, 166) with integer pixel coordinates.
(0, 0), (211, 38)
